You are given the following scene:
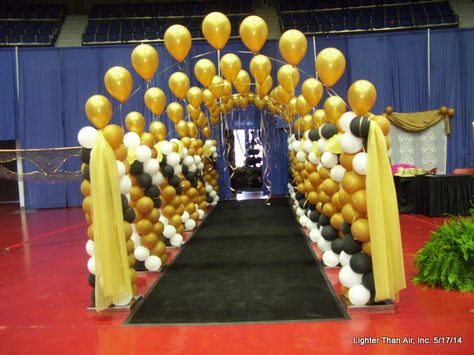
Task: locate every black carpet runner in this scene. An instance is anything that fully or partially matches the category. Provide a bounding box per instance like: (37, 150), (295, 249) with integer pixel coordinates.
(126, 198), (348, 325)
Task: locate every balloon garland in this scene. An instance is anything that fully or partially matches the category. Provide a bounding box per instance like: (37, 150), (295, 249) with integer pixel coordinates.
(79, 12), (403, 309)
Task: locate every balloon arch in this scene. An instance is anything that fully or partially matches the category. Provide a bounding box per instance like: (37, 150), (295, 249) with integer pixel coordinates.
(78, 12), (405, 311)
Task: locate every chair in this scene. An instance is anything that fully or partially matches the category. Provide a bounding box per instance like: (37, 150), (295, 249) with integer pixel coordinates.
(452, 168), (474, 175)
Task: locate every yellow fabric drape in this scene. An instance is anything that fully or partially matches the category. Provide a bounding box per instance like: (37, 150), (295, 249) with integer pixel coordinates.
(90, 132), (132, 311)
(366, 124), (406, 302)
(385, 110), (452, 135)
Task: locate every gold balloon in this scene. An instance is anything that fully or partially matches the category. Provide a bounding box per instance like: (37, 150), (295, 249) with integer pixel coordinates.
(312, 109), (327, 127)
(371, 115), (390, 135)
(202, 12), (231, 50)
(315, 47), (346, 88)
(301, 78), (323, 107)
(140, 132), (155, 148)
(341, 202), (363, 224)
(351, 189), (367, 213)
(175, 120), (189, 137)
(351, 218), (370, 242)
(249, 55), (272, 85)
(168, 71), (190, 100)
(125, 111), (145, 134)
(187, 104), (201, 120)
(194, 59), (216, 88)
(144, 87), (166, 116)
(104, 66), (133, 103)
(277, 64), (299, 93)
(102, 124), (124, 149)
(131, 44), (159, 81)
(202, 89), (215, 107)
(166, 102), (184, 124)
(149, 121), (167, 141)
(233, 70), (251, 94)
(85, 94), (113, 129)
(347, 80), (377, 115)
(136, 196), (154, 215)
(296, 95), (311, 116)
(187, 121), (198, 138)
(341, 171), (365, 194)
(340, 152), (354, 171)
(209, 75), (224, 98)
(321, 178), (339, 196)
(257, 75), (273, 97)
(202, 126), (211, 138)
(330, 213), (344, 230)
(323, 95), (346, 124)
(186, 87), (203, 109)
(164, 24), (192, 62)
(220, 53), (241, 82)
(222, 79), (232, 99)
(239, 15), (268, 53)
(279, 29), (307, 66)
(162, 185), (176, 201)
(274, 85), (292, 105)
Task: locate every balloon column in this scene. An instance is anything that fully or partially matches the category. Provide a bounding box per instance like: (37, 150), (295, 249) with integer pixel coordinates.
(78, 12), (403, 309)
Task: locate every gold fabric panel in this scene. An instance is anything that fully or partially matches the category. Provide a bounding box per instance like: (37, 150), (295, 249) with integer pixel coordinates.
(385, 110), (452, 135)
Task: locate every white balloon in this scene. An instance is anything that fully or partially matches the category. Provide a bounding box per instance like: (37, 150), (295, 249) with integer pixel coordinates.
(317, 237), (332, 252)
(185, 219), (197, 231)
(339, 251), (352, 267)
(181, 210), (190, 223)
(306, 221), (318, 230)
(173, 165), (182, 176)
(159, 141), (173, 155)
(205, 184), (213, 193)
(197, 162), (204, 170)
(322, 250), (340, 267)
(299, 215), (309, 227)
(152, 172), (164, 186)
(163, 225), (177, 238)
(296, 208), (305, 217)
(317, 137), (327, 153)
(290, 192), (296, 200)
(197, 209), (205, 219)
(77, 126), (98, 149)
(86, 240), (94, 257)
(170, 234), (183, 246)
(339, 111), (357, 133)
(119, 175), (132, 194)
(303, 140), (313, 153)
(167, 152), (181, 166)
(181, 147), (188, 157)
(143, 159), (159, 175)
(330, 165), (346, 182)
(134, 246), (150, 261)
(340, 132), (363, 154)
(210, 146), (217, 153)
(292, 140), (302, 152)
(353, 152), (368, 175)
(131, 232), (141, 248)
(309, 228), (321, 242)
(348, 284), (371, 306)
(296, 151), (306, 162)
(321, 151), (338, 168)
(183, 156), (194, 166)
(144, 255), (162, 271)
(159, 215), (169, 225)
(188, 164), (197, 173)
(113, 295), (132, 307)
(123, 132), (140, 149)
(339, 265), (363, 288)
(308, 151), (319, 165)
(135, 145), (152, 163)
(212, 152), (218, 158)
(116, 160), (126, 178)
(193, 155), (202, 164)
(287, 144), (292, 151)
(87, 256), (96, 275)
(209, 190), (217, 198)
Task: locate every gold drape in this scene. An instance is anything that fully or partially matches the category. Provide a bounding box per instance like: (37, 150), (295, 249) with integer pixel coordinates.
(366, 124), (406, 302)
(90, 132), (132, 311)
(385, 110), (452, 135)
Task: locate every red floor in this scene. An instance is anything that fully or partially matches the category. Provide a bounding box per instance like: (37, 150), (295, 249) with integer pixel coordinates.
(0, 204), (472, 354)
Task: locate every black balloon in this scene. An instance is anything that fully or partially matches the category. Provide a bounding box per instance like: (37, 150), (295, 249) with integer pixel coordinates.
(349, 116), (371, 138)
(331, 238), (344, 254)
(309, 210), (320, 222)
(191, 180), (198, 188)
(82, 165), (90, 180)
(294, 131), (304, 139)
(321, 225), (338, 241)
(185, 171), (195, 181)
(159, 156), (167, 167)
(80, 148), (91, 164)
(362, 271), (375, 293)
(341, 222), (352, 235)
(319, 214), (330, 226)
(182, 164), (189, 175)
(362, 137), (368, 151)
(350, 252), (372, 274)
(206, 195), (213, 203)
(308, 128), (320, 141)
(321, 123), (338, 139)
(168, 175), (180, 188)
(121, 194), (129, 212)
(90, 289), (95, 305)
(88, 273), (95, 287)
(145, 185), (160, 199)
(124, 208), (136, 223)
(307, 203), (316, 211)
(153, 197), (162, 208)
(137, 173), (152, 188)
(161, 164), (174, 179)
(175, 185), (183, 195)
(295, 192), (304, 201)
(342, 233), (362, 254)
(130, 160), (144, 176)
(298, 199), (306, 208)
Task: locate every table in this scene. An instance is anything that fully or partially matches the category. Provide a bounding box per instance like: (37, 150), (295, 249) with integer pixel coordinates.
(394, 174), (474, 216)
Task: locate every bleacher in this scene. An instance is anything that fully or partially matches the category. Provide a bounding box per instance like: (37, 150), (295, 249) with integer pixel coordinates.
(278, 0), (458, 35)
(82, 1), (252, 45)
(0, 4), (64, 46)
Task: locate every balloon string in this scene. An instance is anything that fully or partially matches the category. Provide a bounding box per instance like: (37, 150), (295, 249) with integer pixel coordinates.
(260, 110), (272, 202)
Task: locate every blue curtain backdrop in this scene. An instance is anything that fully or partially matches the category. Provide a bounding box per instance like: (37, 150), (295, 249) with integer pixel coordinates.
(2, 28), (472, 207)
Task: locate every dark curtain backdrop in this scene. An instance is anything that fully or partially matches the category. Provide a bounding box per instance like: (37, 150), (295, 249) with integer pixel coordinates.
(3, 28), (472, 207)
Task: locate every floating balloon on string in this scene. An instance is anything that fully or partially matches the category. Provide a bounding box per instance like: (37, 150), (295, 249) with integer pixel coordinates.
(144, 87), (166, 116)
(202, 12), (231, 50)
(302, 78), (323, 107)
(85, 95), (113, 129)
(348, 80), (377, 115)
(131, 44), (159, 81)
(239, 15), (268, 53)
(279, 29), (307, 66)
(277, 64), (299, 93)
(220, 53), (241, 82)
(168, 71), (190, 100)
(250, 54), (272, 85)
(104, 66), (133, 103)
(125, 111), (145, 134)
(164, 24), (192, 62)
(316, 47), (346, 88)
